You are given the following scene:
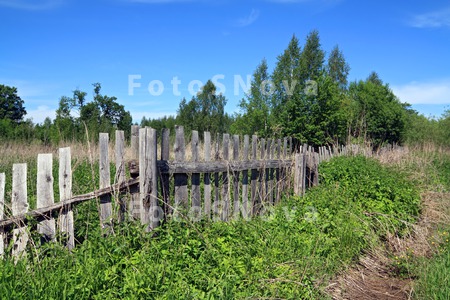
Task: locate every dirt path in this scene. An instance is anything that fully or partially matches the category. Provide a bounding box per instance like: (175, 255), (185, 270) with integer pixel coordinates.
(325, 191), (450, 300)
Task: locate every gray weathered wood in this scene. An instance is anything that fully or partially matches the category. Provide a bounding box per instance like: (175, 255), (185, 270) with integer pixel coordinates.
(0, 173), (5, 256)
(242, 135), (249, 219)
(115, 130), (126, 221)
(191, 131), (201, 219)
(130, 125), (140, 219)
(203, 132), (211, 220)
(12, 163), (28, 259)
(161, 128), (170, 218)
(266, 139), (274, 205)
(260, 138), (266, 207)
(158, 159), (291, 174)
(251, 135), (259, 215)
(139, 127), (159, 230)
(99, 133), (112, 231)
(294, 153), (301, 196)
(232, 135), (240, 219)
(221, 134), (230, 221)
(275, 139), (282, 204)
(174, 126), (188, 214)
(58, 147), (74, 250)
(213, 134), (220, 221)
(148, 128), (159, 230)
(37, 153), (56, 242)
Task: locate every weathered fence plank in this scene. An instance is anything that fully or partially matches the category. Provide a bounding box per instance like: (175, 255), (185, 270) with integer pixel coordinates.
(221, 134), (230, 221)
(115, 130), (126, 221)
(203, 132), (211, 220)
(213, 134), (220, 220)
(242, 135), (249, 219)
(12, 163), (28, 258)
(232, 135), (240, 218)
(251, 135), (258, 216)
(191, 131), (201, 220)
(58, 147), (74, 250)
(130, 125), (140, 219)
(0, 173), (5, 256)
(161, 128), (170, 217)
(37, 154), (56, 242)
(99, 133), (112, 231)
(174, 126), (188, 214)
(139, 127), (159, 230)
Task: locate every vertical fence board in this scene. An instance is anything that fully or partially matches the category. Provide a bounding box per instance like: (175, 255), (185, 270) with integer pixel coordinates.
(115, 130), (126, 222)
(37, 154), (55, 242)
(221, 134), (230, 221)
(174, 126), (188, 214)
(0, 173), (5, 256)
(267, 139), (274, 206)
(99, 133), (112, 231)
(148, 128), (159, 230)
(130, 125), (140, 219)
(233, 135), (240, 218)
(260, 138), (266, 208)
(213, 134), (220, 220)
(12, 163), (28, 258)
(251, 135), (259, 215)
(161, 128), (170, 218)
(191, 131), (201, 220)
(275, 139), (281, 204)
(203, 132), (211, 220)
(242, 135), (249, 219)
(58, 147), (74, 250)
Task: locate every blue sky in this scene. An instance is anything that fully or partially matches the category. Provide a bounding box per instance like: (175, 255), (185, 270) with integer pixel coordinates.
(1, 0), (450, 124)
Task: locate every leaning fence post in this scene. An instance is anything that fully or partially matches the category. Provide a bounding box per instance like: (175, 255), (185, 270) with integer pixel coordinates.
(0, 173), (5, 257)
(99, 133), (112, 232)
(37, 154), (56, 243)
(12, 163), (28, 259)
(58, 147), (74, 250)
(174, 126), (188, 217)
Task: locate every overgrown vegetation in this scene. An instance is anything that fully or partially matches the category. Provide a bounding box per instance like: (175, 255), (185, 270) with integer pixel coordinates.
(0, 155), (421, 299)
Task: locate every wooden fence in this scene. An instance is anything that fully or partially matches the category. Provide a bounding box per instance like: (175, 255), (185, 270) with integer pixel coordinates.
(0, 125), (346, 258)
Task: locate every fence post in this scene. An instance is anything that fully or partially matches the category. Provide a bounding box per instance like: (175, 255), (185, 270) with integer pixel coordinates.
(58, 147), (74, 250)
(99, 133), (112, 232)
(115, 130), (126, 222)
(12, 163), (28, 259)
(233, 135), (240, 219)
(242, 135), (249, 219)
(251, 135), (259, 216)
(203, 132), (211, 220)
(130, 125), (140, 219)
(0, 173), (5, 257)
(191, 131), (201, 221)
(37, 154), (56, 242)
(174, 126), (188, 217)
(161, 128), (170, 218)
(221, 134), (230, 221)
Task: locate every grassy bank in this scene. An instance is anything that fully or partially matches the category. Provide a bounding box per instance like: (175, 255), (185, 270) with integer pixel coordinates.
(0, 154), (422, 299)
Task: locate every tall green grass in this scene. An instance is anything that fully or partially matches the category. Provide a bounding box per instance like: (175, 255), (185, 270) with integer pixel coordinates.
(0, 155), (421, 299)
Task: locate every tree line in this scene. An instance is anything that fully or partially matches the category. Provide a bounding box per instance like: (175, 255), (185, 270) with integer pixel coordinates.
(0, 30), (448, 147)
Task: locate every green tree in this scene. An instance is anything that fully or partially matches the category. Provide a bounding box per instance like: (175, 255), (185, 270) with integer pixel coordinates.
(299, 30), (325, 83)
(327, 45), (350, 90)
(348, 74), (407, 146)
(0, 84), (26, 123)
(271, 35), (302, 135)
(232, 58), (272, 136)
(281, 74), (347, 145)
(176, 80), (229, 136)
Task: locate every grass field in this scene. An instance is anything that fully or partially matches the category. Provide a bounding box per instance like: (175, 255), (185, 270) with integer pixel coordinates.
(0, 141), (449, 299)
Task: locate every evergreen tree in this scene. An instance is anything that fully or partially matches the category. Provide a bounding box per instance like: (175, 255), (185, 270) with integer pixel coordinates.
(232, 58), (271, 136)
(299, 30), (325, 83)
(327, 45), (350, 90)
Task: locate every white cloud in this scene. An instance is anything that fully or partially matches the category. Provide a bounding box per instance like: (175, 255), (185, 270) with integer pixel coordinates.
(409, 8), (450, 28)
(235, 9), (260, 27)
(25, 106), (56, 124)
(0, 0), (63, 10)
(392, 80), (450, 105)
